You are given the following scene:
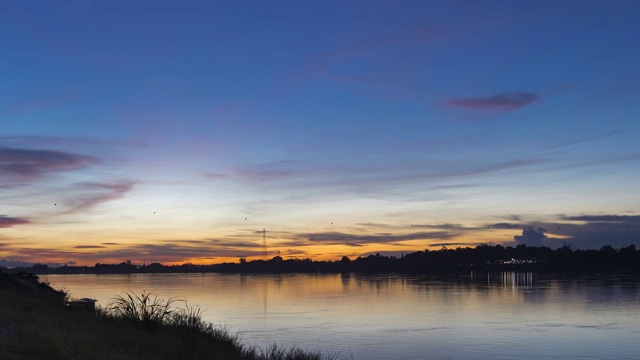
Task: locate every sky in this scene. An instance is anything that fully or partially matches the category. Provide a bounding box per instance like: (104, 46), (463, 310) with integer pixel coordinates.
(1, 0), (639, 267)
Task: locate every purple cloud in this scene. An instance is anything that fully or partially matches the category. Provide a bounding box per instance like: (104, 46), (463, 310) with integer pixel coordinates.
(64, 181), (135, 213)
(0, 147), (98, 182)
(0, 215), (30, 228)
(446, 92), (539, 111)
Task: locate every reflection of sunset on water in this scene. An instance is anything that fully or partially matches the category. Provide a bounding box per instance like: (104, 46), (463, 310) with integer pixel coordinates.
(43, 273), (640, 359)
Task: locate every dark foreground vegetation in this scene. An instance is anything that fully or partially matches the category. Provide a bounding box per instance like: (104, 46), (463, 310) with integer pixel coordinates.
(13, 244), (640, 275)
(0, 271), (346, 360)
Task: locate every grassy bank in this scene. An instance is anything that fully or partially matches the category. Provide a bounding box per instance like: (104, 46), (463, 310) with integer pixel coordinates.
(0, 271), (346, 360)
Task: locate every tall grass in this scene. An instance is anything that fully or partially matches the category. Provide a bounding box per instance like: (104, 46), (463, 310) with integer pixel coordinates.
(107, 291), (224, 334)
(107, 291), (179, 327)
(104, 291), (352, 360)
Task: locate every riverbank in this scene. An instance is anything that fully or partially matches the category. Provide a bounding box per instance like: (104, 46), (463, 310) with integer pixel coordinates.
(12, 244), (640, 275)
(0, 271), (342, 360)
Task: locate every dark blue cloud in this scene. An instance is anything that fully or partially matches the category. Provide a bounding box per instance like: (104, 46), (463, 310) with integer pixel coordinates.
(447, 92), (539, 111)
(0, 147), (97, 183)
(506, 214), (640, 249)
(514, 227), (547, 246)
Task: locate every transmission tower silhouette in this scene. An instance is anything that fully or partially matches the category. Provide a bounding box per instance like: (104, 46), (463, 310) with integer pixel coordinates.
(261, 228), (267, 260)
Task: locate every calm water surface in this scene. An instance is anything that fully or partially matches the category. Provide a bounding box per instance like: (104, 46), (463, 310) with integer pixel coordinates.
(43, 272), (640, 360)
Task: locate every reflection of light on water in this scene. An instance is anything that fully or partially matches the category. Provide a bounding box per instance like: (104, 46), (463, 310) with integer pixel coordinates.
(472, 271), (534, 289)
(263, 278), (267, 322)
(502, 272), (533, 288)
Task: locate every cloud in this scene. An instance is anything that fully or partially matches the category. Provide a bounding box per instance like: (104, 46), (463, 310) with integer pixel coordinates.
(97, 242), (262, 263)
(550, 214), (640, 249)
(13, 247), (81, 260)
(296, 231), (457, 247)
(232, 156), (542, 196)
(488, 223), (524, 230)
(300, 26), (439, 77)
(64, 181), (135, 213)
(0, 215), (30, 228)
(0, 147), (98, 183)
(207, 239), (262, 248)
(503, 214), (640, 249)
(561, 215), (640, 223)
(514, 227), (547, 246)
(446, 92), (539, 111)
(73, 245), (106, 249)
(1, 94), (74, 116)
(0, 135), (142, 148)
(428, 242), (487, 248)
(202, 172), (226, 180)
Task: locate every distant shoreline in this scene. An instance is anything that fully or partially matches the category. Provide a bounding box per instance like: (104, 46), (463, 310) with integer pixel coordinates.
(6, 244), (640, 275)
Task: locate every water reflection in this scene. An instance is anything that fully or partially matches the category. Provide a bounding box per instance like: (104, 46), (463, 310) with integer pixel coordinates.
(43, 272), (640, 360)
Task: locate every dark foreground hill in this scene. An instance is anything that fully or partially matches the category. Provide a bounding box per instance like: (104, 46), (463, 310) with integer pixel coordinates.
(0, 271), (344, 360)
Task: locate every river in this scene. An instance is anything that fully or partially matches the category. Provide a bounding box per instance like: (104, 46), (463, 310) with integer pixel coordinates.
(42, 272), (640, 360)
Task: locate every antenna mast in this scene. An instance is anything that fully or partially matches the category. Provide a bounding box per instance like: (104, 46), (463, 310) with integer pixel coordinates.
(262, 228), (267, 260)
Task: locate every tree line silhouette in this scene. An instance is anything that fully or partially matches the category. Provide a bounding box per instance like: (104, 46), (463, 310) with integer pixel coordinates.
(9, 244), (640, 275)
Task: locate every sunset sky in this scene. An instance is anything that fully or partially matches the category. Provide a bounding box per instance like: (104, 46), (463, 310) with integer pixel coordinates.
(2, 0), (639, 267)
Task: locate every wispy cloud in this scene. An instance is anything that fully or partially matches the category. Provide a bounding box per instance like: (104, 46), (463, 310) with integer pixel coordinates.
(296, 26), (439, 82)
(202, 172), (226, 180)
(0, 147), (98, 183)
(428, 242), (493, 248)
(561, 215), (640, 223)
(1, 94), (75, 116)
(99, 242), (262, 263)
(295, 231), (457, 247)
(487, 223), (525, 230)
(63, 181), (135, 213)
(232, 156), (543, 193)
(446, 92), (539, 111)
(0, 135), (142, 149)
(0, 215), (30, 228)
(207, 239), (262, 248)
